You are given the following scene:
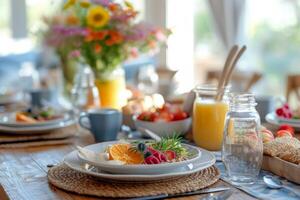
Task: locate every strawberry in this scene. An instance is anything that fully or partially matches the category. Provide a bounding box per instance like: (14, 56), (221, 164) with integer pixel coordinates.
(154, 112), (174, 122)
(164, 150), (176, 160)
(146, 147), (167, 162)
(173, 111), (188, 121)
(144, 155), (160, 164)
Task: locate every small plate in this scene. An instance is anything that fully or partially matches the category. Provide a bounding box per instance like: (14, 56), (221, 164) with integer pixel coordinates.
(265, 112), (300, 131)
(0, 118), (75, 134)
(0, 112), (71, 127)
(77, 141), (201, 174)
(64, 147), (215, 182)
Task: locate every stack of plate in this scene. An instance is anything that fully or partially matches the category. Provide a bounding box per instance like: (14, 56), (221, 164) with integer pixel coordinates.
(63, 141), (216, 182)
(0, 112), (75, 134)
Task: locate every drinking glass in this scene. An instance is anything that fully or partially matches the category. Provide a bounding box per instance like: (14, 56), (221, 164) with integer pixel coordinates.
(71, 65), (100, 115)
(193, 84), (230, 151)
(137, 65), (158, 94)
(222, 93), (263, 185)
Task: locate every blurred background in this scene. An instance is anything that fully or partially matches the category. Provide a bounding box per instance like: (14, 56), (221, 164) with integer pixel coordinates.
(1, 0), (300, 103)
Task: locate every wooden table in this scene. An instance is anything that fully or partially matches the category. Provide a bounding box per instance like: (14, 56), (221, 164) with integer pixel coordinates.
(0, 131), (256, 200)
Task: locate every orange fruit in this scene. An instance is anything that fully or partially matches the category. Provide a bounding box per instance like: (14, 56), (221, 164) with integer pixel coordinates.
(16, 113), (37, 123)
(108, 144), (144, 164)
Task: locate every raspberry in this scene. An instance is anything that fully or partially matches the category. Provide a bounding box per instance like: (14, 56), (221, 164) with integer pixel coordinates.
(283, 103), (290, 110)
(276, 108), (284, 116)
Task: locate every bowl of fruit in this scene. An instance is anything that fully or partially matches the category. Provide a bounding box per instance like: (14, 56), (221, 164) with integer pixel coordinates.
(266, 103), (300, 129)
(133, 103), (191, 137)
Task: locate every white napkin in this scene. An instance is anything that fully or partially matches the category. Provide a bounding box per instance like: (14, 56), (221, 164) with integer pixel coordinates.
(76, 146), (125, 165)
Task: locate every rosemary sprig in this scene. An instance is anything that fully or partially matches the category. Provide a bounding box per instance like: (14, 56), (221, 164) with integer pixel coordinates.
(150, 134), (187, 156)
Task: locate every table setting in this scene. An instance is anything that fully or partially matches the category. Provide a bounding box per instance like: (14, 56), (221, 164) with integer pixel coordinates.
(0, 88), (77, 148)
(43, 45), (299, 199)
(0, 1), (300, 200)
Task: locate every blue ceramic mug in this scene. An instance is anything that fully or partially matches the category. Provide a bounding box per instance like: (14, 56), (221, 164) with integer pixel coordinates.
(79, 109), (122, 142)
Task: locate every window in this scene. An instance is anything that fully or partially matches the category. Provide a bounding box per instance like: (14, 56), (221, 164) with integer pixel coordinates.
(0, 0), (10, 38)
(245, 0), (300, 96)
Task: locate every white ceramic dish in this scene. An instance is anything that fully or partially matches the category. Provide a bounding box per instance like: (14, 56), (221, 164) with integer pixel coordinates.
(133, 115), (192, 137)
(77, 141), (201, 174)
(0, 93), (22, 105)
(0, 118), (75, 134)
(0, 112), (71, 127)
(265, 112), (300, 131)
(269, 112), (300, 124)
(64, 147), (215, 182)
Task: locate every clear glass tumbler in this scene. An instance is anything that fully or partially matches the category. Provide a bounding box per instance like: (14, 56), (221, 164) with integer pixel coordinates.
(222, 93), (263, 185)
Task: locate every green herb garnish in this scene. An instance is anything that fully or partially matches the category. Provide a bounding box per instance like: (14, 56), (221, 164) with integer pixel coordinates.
(149, 134), (187, 157)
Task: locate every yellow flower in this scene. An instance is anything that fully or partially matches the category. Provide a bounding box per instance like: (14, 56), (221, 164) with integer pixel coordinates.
(79, 0), (90, 8)
(63, 0), (76, 10)
(86, 6), (110, 28)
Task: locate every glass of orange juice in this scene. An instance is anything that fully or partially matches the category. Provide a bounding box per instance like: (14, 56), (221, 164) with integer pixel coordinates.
(95, 68), (127, 110)
(193, 84), (230, 151)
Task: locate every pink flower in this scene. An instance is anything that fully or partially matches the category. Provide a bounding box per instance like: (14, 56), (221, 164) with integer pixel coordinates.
(69, 50), (81, 58)
(154, 29), (167, 42)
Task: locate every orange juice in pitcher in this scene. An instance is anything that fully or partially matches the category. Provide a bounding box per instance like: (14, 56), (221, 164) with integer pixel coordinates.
(193, 85), (230, 151)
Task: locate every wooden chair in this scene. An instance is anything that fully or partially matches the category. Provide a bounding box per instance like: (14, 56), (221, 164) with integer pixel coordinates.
(206, 70), (262, 92)
(286, 75), (300, 102)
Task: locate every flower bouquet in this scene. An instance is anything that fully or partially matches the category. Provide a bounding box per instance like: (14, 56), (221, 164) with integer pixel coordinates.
(43, 0), (170, 109)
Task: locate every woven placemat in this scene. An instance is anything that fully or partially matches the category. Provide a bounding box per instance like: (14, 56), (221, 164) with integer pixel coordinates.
(48, 164), (220, 198)
(0, 126), (77, 148)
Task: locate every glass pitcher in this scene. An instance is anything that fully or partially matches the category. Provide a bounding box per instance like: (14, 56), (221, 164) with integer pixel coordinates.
(193, 84), (230, 151)
(222, 93), (263, 185)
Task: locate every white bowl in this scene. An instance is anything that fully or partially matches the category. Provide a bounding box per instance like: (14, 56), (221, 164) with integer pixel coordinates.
(133, 115), (192, 137)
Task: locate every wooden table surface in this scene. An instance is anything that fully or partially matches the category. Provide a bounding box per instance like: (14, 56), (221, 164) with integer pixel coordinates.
(0, 130), (256, 200)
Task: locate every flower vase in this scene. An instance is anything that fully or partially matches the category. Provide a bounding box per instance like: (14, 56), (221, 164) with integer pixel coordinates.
(94, 67), (127, 110)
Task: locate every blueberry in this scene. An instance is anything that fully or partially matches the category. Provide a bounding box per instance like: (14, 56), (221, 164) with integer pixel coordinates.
(137, 143), (146, 152)
(144, 151), (152, 158)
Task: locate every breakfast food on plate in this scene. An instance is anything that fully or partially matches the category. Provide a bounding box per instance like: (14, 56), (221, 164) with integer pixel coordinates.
(263, 136), (300, 164)
(275, 103), (299, 119)
(137, 103), (189, 122)
(16, 107), (60, 123)
(106, 136), (189, 165)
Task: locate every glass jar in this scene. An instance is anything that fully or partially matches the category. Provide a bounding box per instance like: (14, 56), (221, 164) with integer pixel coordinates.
(71, 65), (100, 114)
(193, 84), (230, 151)
(222, 93), (263, 185)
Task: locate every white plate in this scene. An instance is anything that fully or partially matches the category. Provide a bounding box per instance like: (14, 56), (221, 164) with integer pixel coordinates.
(77, 141), (201, 174)
(265, 112), (300, 131)
(0, 112), (71, 127)
(0, 93), (22, 105)
(0, 118), (75, 134)
(64, 147), (215, 182)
